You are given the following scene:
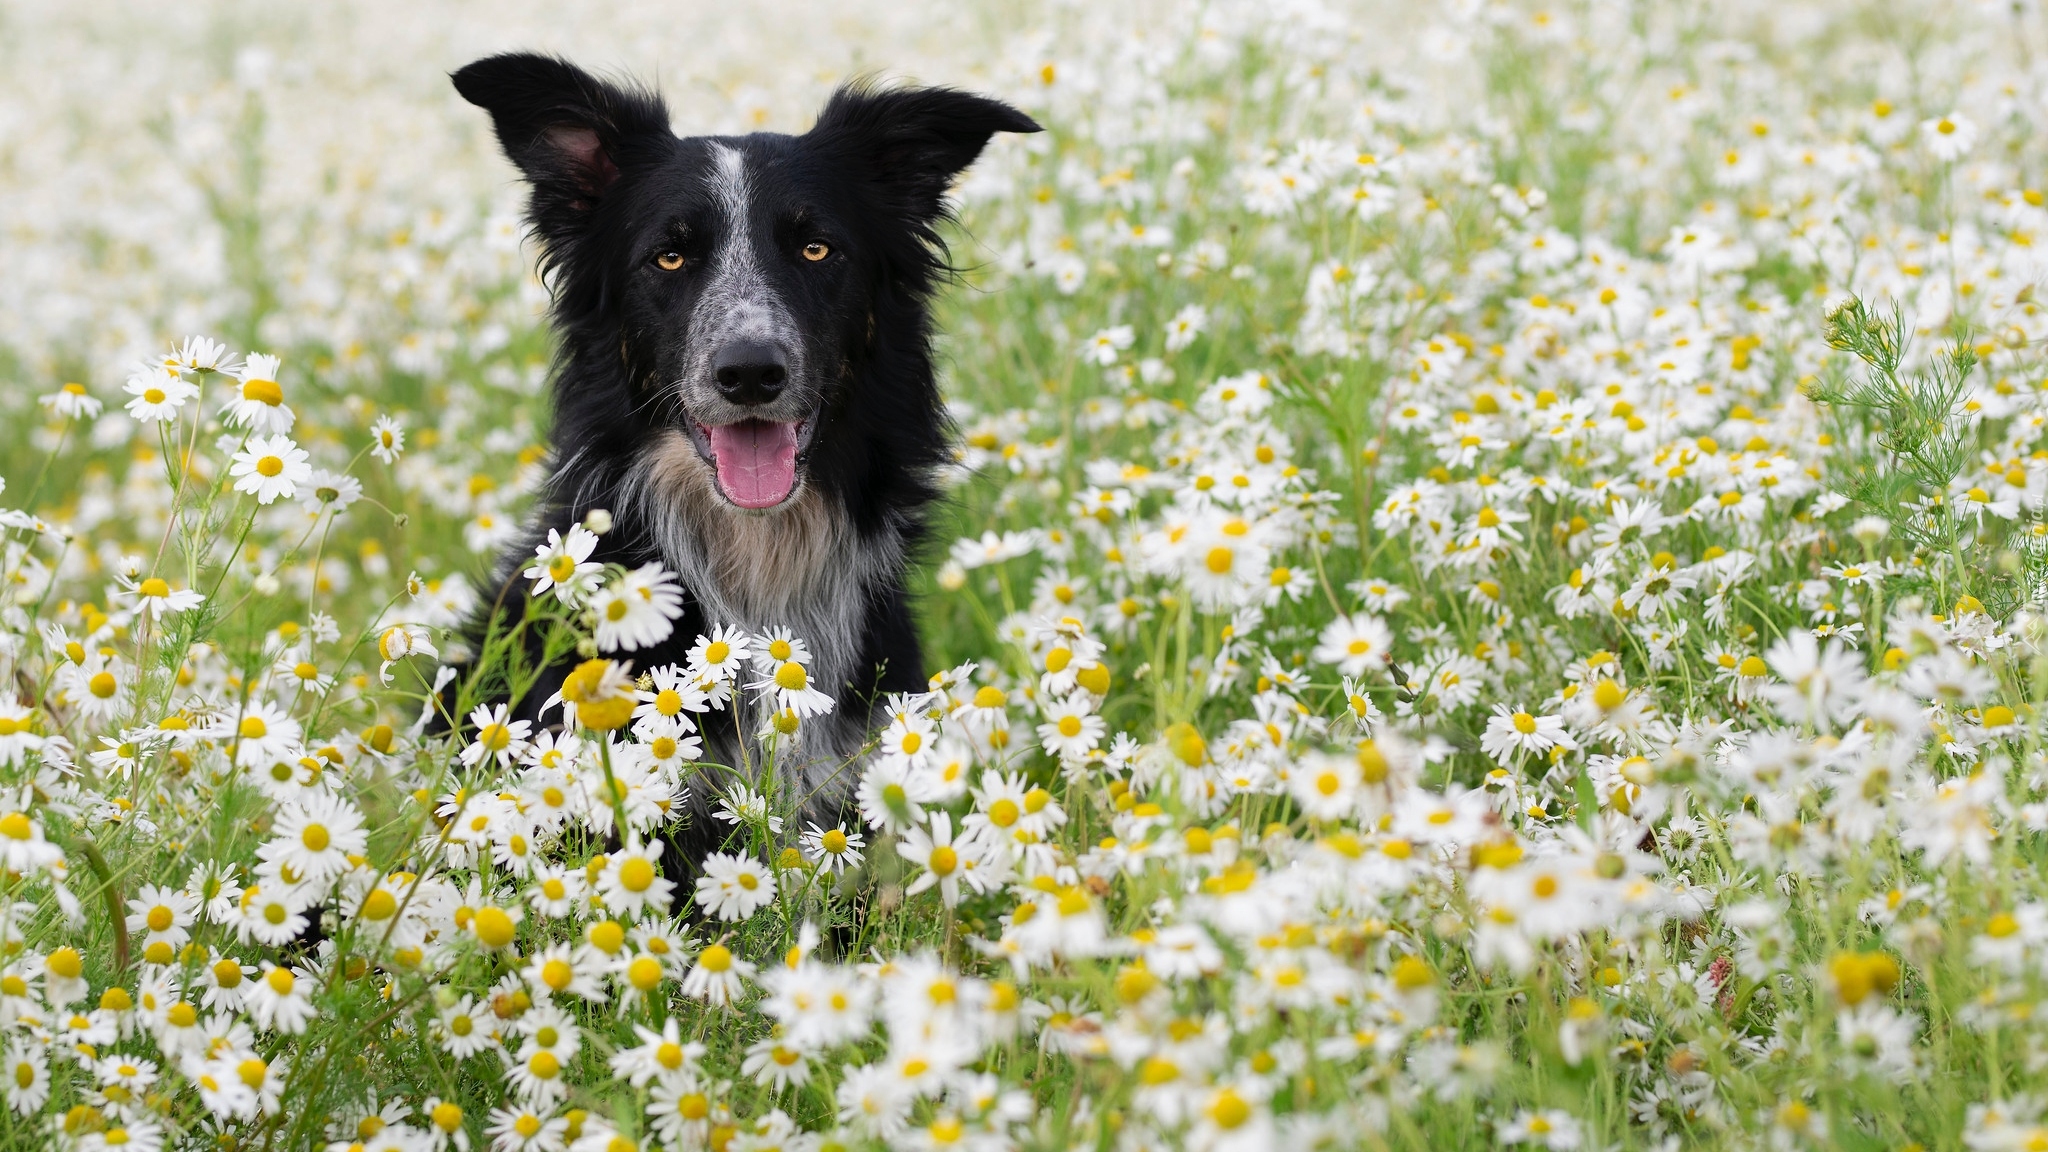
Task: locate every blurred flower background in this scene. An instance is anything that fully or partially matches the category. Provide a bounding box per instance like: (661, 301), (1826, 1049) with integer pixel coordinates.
(5, 0), (2048, 1149)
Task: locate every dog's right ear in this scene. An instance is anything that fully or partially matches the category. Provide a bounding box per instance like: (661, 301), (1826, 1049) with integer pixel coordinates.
(451, 53), (671, 239)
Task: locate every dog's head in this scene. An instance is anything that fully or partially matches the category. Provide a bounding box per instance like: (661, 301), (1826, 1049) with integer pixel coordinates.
(453, 53), (1038, 512)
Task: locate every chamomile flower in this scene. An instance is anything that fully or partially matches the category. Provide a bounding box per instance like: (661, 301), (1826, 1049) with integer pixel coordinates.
(259, 793), (368, 884)
(681, 940), (756, 1006)
(486, 1104), (568, 1151)
(526, 864), (585, 920)
(369, 414), (406, 464)
(40, 382), (103, 420)
(742, 1036), (813, 1090)
(1164, 304), (1208, 352)
(1498, 1108), (1582, 1149)
(523, 945), (605, 1002)
(461, 703), (534, 769)
(713, 783), (783, 834)
(245, 963), (316, 1033)
(115, 572), (205, 620)
(1312, 613), (1393, 677)
(126, 885), (197, 954)
(236, 885), (313, 948)
(858, 757), (937, 835)
(694, 853), (777, 922)
(596, 839), (675, 919)
(229, 434), (312, 504)
(800, 822), (866, 873)
(635, 664), (709, 729)
(523, 526), (603, 604)
(79, 1122), (163, 1152)
(688, 625), (753, 684)
(435, 996), (494, 1059)
(609, 1017), (704, 1088)
(748, 651), (835, 719)
(122, 365), (198, 423)
(1480, 704), (1577, 764)
(225, 353), (294, 434)
(1, 1041), (47, 1114)
(591, 563), (685, 652)
(1036, 694), (1105, 759)
(376, 622), (438, 683)
(189, 856), (248, 918)
(220, 699), (303, 767)
(898, 811), (985, 908)
(1920, 110), (1978, 161)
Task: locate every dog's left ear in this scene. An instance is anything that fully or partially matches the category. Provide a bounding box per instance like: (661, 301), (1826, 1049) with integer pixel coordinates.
(452, 53), (672, 242)
(806, 83), (1040, 224)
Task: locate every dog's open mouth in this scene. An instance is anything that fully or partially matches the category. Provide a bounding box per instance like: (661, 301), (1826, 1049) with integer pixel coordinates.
(693, 418), (807, 508)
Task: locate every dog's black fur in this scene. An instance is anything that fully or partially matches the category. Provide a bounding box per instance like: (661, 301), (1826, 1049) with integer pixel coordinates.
(445, 54), (1036, 869)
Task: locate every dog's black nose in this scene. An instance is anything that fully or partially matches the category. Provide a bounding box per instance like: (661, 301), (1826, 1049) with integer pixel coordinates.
(712, 341), (790, 405)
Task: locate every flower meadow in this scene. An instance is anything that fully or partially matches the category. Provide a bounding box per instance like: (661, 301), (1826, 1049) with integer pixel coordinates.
(8, 0), (2048, 1149)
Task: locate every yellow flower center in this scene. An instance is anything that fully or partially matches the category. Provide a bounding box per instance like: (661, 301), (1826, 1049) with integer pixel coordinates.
(543, 959), (574, 991)
(1208, 1090), (1252, 1130)
(1593, 679), (1626, 711)
(620, 858), (656, 893)
(628, 957), (663, 991)
(473, 907), (516, 948)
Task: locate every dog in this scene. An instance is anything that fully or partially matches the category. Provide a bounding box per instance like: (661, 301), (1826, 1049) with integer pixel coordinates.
(444, 53), (1038, 865)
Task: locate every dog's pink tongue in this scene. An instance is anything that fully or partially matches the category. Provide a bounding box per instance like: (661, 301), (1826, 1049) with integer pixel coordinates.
(708, 421), (799, 508)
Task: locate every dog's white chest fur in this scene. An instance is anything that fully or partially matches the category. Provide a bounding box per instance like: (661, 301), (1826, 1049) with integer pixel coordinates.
(622, 429), (900, 770)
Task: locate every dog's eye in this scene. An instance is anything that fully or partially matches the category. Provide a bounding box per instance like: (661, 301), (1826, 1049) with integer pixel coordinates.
(655, 251), (686, 271)
(801, 241), (831, 262)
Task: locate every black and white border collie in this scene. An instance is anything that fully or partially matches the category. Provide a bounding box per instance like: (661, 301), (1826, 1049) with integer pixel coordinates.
(448, 54), (1038, 834)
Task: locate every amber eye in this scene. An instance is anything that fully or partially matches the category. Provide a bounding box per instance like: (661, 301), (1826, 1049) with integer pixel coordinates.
(655, 251), (685, 271)
(801, 241), (831, 262)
